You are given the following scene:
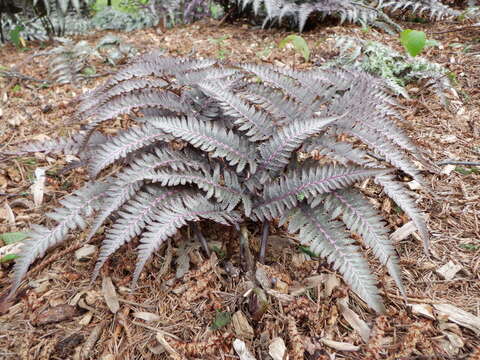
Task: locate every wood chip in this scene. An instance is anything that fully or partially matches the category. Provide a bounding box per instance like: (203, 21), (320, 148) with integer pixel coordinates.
(175, 241), (190, 279)
(433, 304), (480, 335)
(324, 273), (341, 298)
(337, 298), (371, 342)
(81, 322), (106, 359)
(255, 265), (271, 290)
(102, 276), (120, 314)
(441, 164), (456, 175)
(390, 221), (417, 242)
(78, 311), (93, 326)
(31, 167), (46, 207)
(410, 304), (435, 320)
(233, 339), (256, 360)
(156, 333), (182, 360)
(3, 201), (15, 225)
(268, 337), (286, 360)
(435, 261), (463, 280)
(132, 311), (161, 322)
(320, 338), (359, 352)
(232, 311), (254, 339)
(74, 245), (97, 261)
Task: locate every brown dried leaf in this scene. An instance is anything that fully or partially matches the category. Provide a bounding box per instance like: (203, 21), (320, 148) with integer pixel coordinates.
(33, 304), (78, 326)
(337, 298), (371, 342)
(102, 276), (120, 314)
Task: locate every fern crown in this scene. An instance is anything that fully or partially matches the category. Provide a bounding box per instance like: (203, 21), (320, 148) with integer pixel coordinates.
(7, 53), (431, 313)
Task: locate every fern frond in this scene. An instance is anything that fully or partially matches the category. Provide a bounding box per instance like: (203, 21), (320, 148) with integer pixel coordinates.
(92, 185), (185, 280)
(320, 189), (405, 297)
(132, 196), (239, 284)
(85, 146), (207, 242)
(146, 166), (251, 214)
(287, 204), (385, 312)
(240, 83), (304, 125)
(259, 115), (341, 172)
(254, 165), (390, 220)
(375, 174), (429, 251)
(381, 0), (459, 19)
(81, 56), (216, 100)
(148, 116), (258, 173)
(241, 63), (317, 105)
(9, 182), (107, 295)
(78, 78), (170, 118)
(88, 124), (170, 177)
(82, 89), (192, 127)
(199, 80), (275, 141)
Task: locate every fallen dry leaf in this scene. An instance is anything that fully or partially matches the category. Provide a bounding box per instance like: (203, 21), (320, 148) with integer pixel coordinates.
(390, 221), (417, 242)
(410, 304), (435, 320)
(337, 298), (371, 342)
(33, 304), (78, 326)
(102, 276), (120, 314)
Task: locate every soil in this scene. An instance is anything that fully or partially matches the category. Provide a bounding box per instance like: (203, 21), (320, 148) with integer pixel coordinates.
(0, 15), (479, 360)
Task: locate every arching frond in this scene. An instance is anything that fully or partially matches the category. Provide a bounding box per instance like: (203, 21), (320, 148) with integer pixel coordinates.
(92, 186), (185, 280)
(254, 165), (390, 220)
(287, 204), (385, 312)
(9, 182), (107, 296)
(148, 116), (258, 173)
(132, 196), (239, 284)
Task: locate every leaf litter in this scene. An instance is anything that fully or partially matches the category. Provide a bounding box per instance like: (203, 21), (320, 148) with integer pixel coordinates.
(0, 16), (479, 359)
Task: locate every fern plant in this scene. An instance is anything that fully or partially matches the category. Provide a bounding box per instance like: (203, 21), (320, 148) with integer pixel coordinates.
(235, 0), (460, 31)
(5, 54), (432, 313)
(325, 36), (454, 105)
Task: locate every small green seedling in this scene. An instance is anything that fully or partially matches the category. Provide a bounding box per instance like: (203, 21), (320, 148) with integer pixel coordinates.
(208, 35), (230, 60)
(400, 29), (426, 57)
(279, 34), (310, 62)
(210, 310), (232, 330)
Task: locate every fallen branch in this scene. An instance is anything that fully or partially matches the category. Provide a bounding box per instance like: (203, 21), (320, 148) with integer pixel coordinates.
(0, 70), (50, 84)
(437, 160), (480, 167)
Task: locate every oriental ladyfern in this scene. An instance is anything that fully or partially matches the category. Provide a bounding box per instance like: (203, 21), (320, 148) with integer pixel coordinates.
(6, 53), (432, 313)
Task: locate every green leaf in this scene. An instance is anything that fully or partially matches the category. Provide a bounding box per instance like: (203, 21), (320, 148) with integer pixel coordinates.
(0, 232), (28, 245)
(400, 30), (426, 57)
(12, 84), (22, 93)
(9, 25), (24, 49)
(298, 245), (318, 258)
(210, 311), (231, 330)
(0, 254), (19, 263)
(82, 66), (96, 76)
(279, 35), (310, 62)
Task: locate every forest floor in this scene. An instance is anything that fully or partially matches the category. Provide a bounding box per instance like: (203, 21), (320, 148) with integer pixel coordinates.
(0, 15), (479, 360)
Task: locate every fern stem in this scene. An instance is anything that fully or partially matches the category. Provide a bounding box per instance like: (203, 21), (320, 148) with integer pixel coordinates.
(259, 221), (269, 264)
(192, 222), (210, 257)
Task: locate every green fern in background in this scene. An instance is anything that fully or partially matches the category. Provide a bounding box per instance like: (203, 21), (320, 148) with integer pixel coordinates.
(325, 36), (454, 105)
